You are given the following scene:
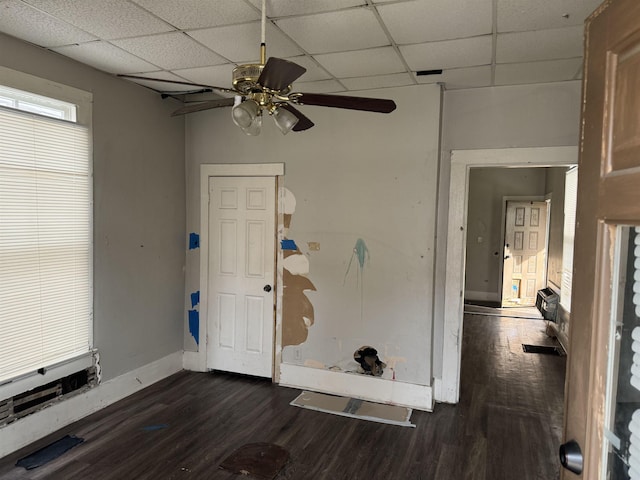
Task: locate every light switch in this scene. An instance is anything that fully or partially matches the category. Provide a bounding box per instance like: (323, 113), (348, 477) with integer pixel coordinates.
(308, 242), (320, 251)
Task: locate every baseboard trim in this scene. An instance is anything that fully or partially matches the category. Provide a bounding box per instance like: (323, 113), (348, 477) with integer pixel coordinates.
(279, 363), (433, 412)
(465, 290), (500, 302)
(182, 350), (206, 372)
(0, 351), (183, 459)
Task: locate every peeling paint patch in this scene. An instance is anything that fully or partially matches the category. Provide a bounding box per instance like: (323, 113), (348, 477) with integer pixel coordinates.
(281, 239), (298, 250)
(190, 291), (200, 308)
(188, 233), (200, 249)
(283, 254), (309, 275)
(283, 269), (316, 347)
(188, 310), (199, 345)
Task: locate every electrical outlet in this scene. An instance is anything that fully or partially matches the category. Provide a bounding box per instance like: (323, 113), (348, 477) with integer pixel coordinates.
(294, 348), (301, 361)
(308, 242), (320, 251)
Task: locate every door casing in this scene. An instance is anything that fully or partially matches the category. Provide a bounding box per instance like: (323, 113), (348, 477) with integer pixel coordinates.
(195, 163), (285, 378)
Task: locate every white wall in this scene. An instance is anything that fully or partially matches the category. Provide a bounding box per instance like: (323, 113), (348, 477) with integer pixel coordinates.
(0, 33), (186, 382)
(433, 81), (582, 384)
(185, 84), (442, 389)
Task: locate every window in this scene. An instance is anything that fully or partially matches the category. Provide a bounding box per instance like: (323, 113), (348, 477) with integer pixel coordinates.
(0, 78), (92, 384)
(560, 167), (578, 312)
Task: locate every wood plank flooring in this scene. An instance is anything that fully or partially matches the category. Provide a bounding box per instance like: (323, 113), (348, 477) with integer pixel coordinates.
(0, 314), (566, 480)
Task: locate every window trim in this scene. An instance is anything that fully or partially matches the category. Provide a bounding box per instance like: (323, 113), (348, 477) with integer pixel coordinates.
(0, 67), (94, 386)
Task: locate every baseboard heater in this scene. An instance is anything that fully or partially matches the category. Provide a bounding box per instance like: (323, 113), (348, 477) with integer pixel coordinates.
(0, 367), (97, 427)
(536, 288), (559, 321)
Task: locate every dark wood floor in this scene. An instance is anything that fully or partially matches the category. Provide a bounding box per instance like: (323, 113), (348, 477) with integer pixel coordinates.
(0, 314), (566, 480)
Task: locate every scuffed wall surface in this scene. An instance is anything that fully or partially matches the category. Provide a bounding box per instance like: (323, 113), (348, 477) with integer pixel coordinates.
(185, 84), (441, 387)
(1, 33), (186, 382)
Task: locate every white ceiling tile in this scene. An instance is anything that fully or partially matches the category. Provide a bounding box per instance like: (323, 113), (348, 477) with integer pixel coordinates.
(52, 41), (159, 74)
(314, 47), (405, 78)
(341, 73), (414, 91)
(120, 71), (204, 92)
(416, 65), (492, 89)
(494, 58), (583, 85)
(497, 26), (584, 64)
(275, 8), (389, 54)
(132, 0), (260, 30)
(377, 0), (492, 44)
(400, 36), (493, 71)
(187, 22), (303, 63)
(0, 0), (96, 47)
(283, 56), (332, 83)
(112, 32), (226, 70)
(294, 79), (345, 94)
(22, 0), (173, 39)
(497, 0), (602, 32)
(248, 0), (366, 17)
(172, 64), (237, 90)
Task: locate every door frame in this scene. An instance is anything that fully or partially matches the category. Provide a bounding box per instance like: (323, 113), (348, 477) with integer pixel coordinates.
(499, 196), (549, 306)
(439, 146), (577, 403)
(194, 163), (285, 378)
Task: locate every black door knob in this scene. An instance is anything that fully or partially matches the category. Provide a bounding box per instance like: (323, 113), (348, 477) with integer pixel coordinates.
(559, 440), (583, 475)
(263, 285), (272, 292)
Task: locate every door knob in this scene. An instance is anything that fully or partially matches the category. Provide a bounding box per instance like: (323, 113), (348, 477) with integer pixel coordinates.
(263, 284), (272, 293)
(559, 440), (583, 475)
(504, 255), (510, 260)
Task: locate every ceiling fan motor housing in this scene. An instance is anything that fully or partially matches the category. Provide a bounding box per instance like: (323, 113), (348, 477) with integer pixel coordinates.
(233, 64), (265, 93)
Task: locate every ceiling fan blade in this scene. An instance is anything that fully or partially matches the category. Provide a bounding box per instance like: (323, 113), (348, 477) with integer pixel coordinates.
(171, 98), (235, 116)
(257, 57), (306, 91)
(277, 103), (314, 131)
(294, 93), (396, 113)
(118, 74), (236, 94)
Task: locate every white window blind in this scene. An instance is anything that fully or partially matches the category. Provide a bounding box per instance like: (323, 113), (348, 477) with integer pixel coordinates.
(628, 228), (640, 479)
(560, 167), (578, 312)
(0, 106), (92, 383)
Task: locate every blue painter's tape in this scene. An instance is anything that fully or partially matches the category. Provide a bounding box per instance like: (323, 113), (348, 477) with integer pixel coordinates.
(190, 291), (200, 308)
(281, 239), (297, 250)
(142, 424), (169, 431)
(188, 310), (199, 345)
(189, 233), (200, 250)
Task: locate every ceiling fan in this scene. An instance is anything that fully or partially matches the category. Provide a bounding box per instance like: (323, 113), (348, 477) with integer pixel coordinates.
(119, 0), (396, 135)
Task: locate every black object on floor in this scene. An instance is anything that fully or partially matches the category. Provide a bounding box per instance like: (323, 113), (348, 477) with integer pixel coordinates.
(16, 435), (84, 470)
(522, 344), (562, 356)
(219, 442), (289, 480)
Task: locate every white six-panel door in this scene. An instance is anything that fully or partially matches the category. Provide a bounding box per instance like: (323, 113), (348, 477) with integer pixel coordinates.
(206, 176), (275, 378)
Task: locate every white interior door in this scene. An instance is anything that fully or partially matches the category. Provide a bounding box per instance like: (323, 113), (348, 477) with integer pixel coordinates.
(502, 200), (548, 307)
(206, 176), (276, 378)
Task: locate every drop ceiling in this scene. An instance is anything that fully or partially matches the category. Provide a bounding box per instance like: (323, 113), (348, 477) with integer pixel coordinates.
(0, 0), (601, 94)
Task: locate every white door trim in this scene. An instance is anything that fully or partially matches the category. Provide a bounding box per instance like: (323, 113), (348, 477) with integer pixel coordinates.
(196, 163), (285, 375)
(439, 147), (577, 403)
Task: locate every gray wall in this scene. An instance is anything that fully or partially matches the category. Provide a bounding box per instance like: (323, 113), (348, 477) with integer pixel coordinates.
(186, 84), (442, 386)
(545, 167), (568, 290)
(0, 33), (186, 381)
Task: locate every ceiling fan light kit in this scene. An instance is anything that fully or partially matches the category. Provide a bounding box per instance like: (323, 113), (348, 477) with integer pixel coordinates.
(118, 0), (396, 136)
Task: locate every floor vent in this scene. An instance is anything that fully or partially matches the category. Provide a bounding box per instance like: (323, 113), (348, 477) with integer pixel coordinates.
(0, 367), (97, 427)
(522, 344), (564, 356)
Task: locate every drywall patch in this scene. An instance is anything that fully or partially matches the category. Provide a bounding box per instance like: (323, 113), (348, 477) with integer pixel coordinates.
(283, 253), (309, 276)
(283, 269), (315, 347)
(188, 310), (199, 345)
(281, 188), (317, 347)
